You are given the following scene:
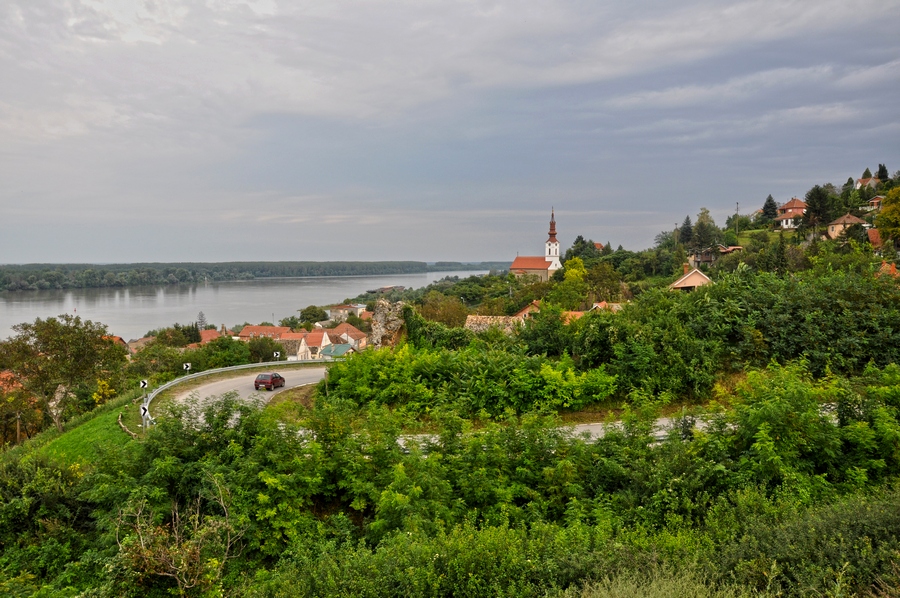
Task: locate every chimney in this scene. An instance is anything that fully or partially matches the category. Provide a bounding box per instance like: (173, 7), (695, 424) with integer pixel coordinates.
(683, 263), (689, 275)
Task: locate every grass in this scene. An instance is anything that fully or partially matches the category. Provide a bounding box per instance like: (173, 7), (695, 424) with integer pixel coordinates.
(39, 409), (133, 466)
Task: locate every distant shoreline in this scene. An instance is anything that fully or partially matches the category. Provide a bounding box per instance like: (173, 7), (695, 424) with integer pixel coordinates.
(0, 261), (511, 293)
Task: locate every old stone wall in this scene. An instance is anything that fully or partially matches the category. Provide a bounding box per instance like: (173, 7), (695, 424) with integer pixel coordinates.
(370, 300), (406, 349)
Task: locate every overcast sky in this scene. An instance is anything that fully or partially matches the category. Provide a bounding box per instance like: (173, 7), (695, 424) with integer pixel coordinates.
(1, 0), (898, 264)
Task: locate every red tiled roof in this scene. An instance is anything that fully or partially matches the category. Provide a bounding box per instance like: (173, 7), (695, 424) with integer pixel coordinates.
(199, 329), (220, 344)
(359, 310), (373, 320)
(103, 335), (128, 347)
(238, 325), (291, 339)
(510, 256), (552, 270)
(829, 213), (866, 226)
(779, 197), (807, 210)
(879, 262), (899, 278)
(332, 322), (366, 340)
(594, 242), (604, 250)
(858, 177), (880, 186)
(280, 331), (309, 341)
(562, 311), (584, 323)
(304, 330), (331, 347)
(513, 300), (542, 319)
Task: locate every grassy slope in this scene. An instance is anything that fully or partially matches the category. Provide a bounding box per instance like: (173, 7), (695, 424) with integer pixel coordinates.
(24, 363), (326, 466)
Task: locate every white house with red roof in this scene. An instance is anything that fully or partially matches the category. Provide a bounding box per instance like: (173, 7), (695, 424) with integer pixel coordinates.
(856, 177), (880, 190)
(774, 197), (807, 230)
(296, 329), (334, 360)
(510, 210), (563, 282)
(331, 322), (368, 349)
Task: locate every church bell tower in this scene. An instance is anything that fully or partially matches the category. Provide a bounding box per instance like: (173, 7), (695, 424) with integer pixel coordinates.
(545, 209), (562, 270)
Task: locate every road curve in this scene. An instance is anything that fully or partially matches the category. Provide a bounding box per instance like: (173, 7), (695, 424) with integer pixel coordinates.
(174, 367), (327, 405)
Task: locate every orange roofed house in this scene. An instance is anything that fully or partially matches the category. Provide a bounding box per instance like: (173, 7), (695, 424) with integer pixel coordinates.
(774, 198), (807, 230)
(510, 210), (563, 282)
(238, 325), (291, 341)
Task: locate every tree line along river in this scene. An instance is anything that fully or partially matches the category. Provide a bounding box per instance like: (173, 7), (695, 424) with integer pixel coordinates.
(0, 270), (487, 341)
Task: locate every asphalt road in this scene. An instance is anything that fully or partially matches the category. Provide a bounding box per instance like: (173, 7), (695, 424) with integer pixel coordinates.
(174, 366), (327, 405)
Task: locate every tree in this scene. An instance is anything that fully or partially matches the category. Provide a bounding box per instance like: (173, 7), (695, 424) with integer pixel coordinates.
(761, 195), (778, 224)
(693, 208), (718, 249)
(299, 305), (328, 324)
(279, 315), (303, 330)
(679, 216), (693, 247)
(563, 235), (602, 263)
(563, 257), (587, 283)
(863, 167), (873, 179)
(417, 291), (469, 327)
(802, 185), (835, 234)
(877, 163), (889, 182)
(197, 311), (208, 330)
(248, 337), (285, 363)
(585, 262), (621, 302)
(1, 315), (127, 431)
(875, 187), (900, 247)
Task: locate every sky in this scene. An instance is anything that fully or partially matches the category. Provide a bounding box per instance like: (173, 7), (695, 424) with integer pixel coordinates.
(1, 0), (898, 264)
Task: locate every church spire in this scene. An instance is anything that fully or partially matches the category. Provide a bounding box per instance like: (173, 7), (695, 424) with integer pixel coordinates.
(547, 208), (558, 243)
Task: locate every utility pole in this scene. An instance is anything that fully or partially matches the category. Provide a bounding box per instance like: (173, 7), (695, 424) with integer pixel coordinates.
(735, 202), (740, 236)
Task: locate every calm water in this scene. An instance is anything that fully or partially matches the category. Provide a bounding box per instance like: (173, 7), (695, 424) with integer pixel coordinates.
(0, 271), (487, 341)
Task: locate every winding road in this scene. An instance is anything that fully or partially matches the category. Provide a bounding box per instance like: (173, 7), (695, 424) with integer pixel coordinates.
(174, 366), (327, 405)
(174, 366), (683, 440)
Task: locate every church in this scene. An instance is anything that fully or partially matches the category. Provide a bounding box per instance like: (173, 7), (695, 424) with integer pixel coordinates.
(510, 210), (563, 282)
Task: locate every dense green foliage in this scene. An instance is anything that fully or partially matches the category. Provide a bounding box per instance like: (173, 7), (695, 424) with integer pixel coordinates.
(3, 363), (900, 595)
(324, 343), (617, 417)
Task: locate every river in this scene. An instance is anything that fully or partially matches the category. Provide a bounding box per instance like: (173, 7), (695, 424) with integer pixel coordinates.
(0, 270), (487, 341)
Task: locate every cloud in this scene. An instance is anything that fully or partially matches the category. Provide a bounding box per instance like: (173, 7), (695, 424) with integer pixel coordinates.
(605, 66), (834, 108)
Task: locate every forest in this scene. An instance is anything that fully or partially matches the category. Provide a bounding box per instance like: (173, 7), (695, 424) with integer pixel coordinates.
(0, 261), (510, 292)
(2, 173), (900, 596)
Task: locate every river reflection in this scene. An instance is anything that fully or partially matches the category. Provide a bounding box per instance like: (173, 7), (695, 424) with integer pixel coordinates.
(0, 271), (487, 341)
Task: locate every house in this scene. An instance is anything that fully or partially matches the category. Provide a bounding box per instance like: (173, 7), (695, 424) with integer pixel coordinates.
(320, 344), (355, 360)
(279, 331), (309, 358)
(510, 210), (563, 282)
(774, 198), (807, 230)
(296, 329), (333, 360)
(127, 336), (154, 354)
(562, 311), (585, 324)
(513, 300), (542, 320)
(669, 265), (713, 292)
(867, 196), (884, 212)
(878, 261), (899, 279)
(328, 304), (366, 321)
(199, 329), (221, 345)
(689, 247), (719, 267)
(103, 336), (128, 349)
(827, 213), (867, 239)
(591, 301), (624, 313)
(856, 177), (880, 190)
(238, 325), (291, 341)
(359, 310), (374, 321)
(331, 322), (368, 349)
(464, 315), (522, 335)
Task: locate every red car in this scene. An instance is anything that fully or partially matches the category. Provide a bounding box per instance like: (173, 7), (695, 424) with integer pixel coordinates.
(254, 373), (285, 391)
